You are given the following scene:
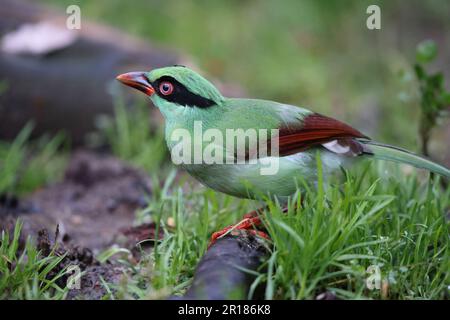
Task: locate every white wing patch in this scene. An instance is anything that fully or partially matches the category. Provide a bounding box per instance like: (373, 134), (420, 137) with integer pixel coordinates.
(322, 140), (351, 154)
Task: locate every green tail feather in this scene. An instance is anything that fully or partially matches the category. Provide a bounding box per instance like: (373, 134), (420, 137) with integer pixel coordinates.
(360, 140), (450, 179)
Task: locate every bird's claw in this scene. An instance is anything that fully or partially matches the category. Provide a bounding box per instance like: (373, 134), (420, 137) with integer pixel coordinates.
(208, 216), (269, 248)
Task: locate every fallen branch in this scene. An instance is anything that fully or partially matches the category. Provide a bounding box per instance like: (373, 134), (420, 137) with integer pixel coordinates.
(175, 234), (269, 300)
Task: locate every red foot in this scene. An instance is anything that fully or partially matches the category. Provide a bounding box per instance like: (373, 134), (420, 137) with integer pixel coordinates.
(208, 214), (269, 248)
(207, 202), (301, 248)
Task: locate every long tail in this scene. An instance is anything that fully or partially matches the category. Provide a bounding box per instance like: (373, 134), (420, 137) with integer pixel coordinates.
(359, 140), (450, 179)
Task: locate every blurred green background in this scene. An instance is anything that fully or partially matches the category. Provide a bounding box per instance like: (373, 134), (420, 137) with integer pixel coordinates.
(44, 0), (450, 151)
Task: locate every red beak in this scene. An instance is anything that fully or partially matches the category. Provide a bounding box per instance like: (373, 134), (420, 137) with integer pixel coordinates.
(116, 72), (155, 96)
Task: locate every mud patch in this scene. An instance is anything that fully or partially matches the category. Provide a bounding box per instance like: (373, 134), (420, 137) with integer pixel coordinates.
(0, 150), (152, 250)
(36, 228), (125, 300)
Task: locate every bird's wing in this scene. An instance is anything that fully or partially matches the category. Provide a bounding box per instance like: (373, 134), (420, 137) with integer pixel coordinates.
(273, 112), (370, 157)
(258, 102), (371, 157)
(218, 99), (371, 159)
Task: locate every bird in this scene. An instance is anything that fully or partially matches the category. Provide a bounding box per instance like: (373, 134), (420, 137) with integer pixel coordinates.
(116, 66), (450, 245)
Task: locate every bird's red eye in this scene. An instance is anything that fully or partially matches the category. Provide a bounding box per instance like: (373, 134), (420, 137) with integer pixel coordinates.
(159, 81), (174, 95)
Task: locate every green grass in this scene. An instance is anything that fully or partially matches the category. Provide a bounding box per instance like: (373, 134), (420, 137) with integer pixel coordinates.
(104, 159), (448, 300)
(96, 171), (255, 299)
(0, 220), (69, 299)
(0, 124), (67, 196)
(259, 161), (449, 299)
(3, 158), (448, 299)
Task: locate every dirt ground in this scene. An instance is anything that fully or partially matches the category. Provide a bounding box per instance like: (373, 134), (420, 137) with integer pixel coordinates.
(0, 150), (161, 299)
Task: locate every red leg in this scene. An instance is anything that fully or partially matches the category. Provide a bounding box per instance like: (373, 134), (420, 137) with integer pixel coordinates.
(208, 209), (268, 248)
(208, 201), (301, 248)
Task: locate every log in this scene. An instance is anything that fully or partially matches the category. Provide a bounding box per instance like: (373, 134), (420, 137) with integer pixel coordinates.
(177, 235), (269, 300)
(0, 0), (178, 144)
(0, 0), (245, 144)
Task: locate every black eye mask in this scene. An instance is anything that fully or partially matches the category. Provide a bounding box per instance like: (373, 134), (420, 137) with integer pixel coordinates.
(152, 76), (216, 108)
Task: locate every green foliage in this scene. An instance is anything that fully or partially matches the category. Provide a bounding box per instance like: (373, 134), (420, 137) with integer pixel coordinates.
(0, 124), (32, 194)
(416, 40), (437, 63)
(0, 124), (67, 195)
(414, 40), (450, 155)
(258, 161), (449, 299)
(95, 96), (167, 174)
(0, 220), (69, 299)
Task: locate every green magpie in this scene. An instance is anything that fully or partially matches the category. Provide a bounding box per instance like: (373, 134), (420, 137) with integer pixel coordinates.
(117, 66), (450, 244)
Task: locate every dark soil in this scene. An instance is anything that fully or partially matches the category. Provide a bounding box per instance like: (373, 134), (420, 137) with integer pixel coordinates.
(35, 228), (125, 300)
(0, 150), (153, 249)
(0, 150), (159, 299)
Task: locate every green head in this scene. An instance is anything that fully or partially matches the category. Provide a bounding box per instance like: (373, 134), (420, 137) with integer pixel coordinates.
(116, 66), (224, 119)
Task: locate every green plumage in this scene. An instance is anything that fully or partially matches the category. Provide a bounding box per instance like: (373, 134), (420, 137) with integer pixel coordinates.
(117, 66), (450, 201)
